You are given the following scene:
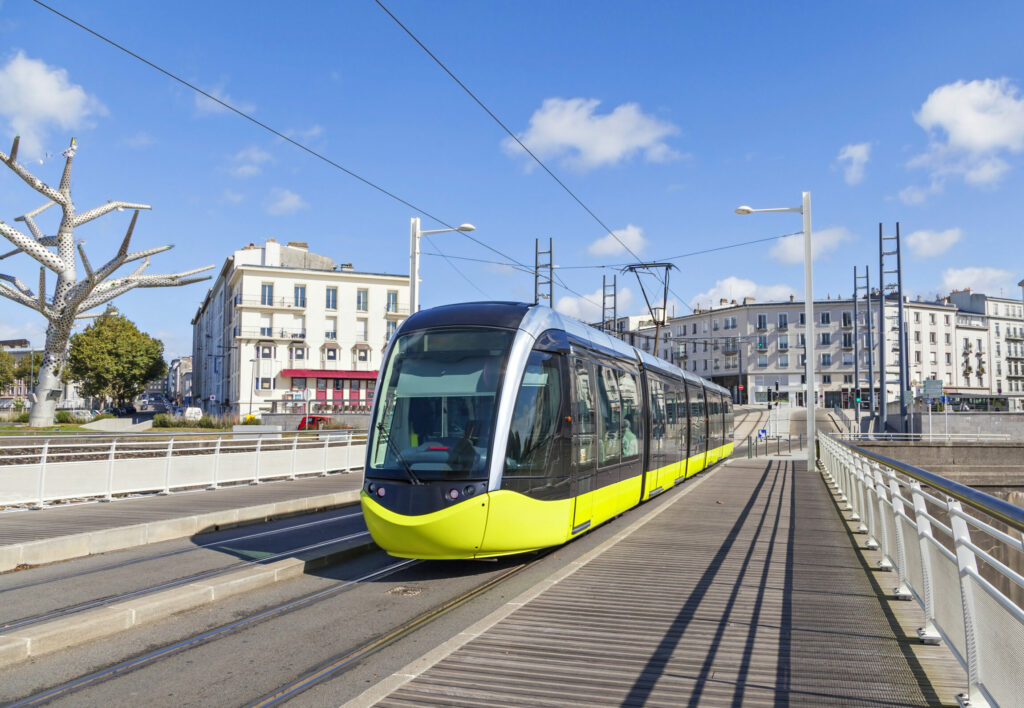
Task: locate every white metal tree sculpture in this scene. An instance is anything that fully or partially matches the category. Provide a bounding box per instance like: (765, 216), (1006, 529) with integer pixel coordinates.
(0, 137), (213, 426)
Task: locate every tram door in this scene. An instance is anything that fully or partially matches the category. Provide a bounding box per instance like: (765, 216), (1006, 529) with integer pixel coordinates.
(570, 358), (596, 531)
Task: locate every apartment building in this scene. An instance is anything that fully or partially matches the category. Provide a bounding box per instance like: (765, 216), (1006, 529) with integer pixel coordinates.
(634, 294), (965, 409)
(191, 239), (409, 416)
(949, 289), (1024, 400)
(167, 356), (193, 406)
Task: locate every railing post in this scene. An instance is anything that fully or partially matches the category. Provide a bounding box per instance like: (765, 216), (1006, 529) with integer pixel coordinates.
(747, 435), (751, 458)
(102, 439), (117, 502)
(251, 436), (262, 485)
(31, 440), (49, 510)
(321, 433), (330, 476)
(871, 464), (894, 568)
(289, 434), (298, 480)
(160, 437), (174, 495)
(910, 481), (941, 643)
(887, 476), (913, 599)
(208, 436), (222, 490)
(949, 501), (988, 708)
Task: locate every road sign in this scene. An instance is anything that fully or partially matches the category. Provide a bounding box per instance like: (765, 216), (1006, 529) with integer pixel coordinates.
(923, 379), (943, 398)
(758, 429), (767, 439)
(739, 384), (744, 390)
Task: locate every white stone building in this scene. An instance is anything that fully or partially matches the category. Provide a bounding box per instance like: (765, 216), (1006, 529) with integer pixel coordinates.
(949, 289), (1024, 405)
(191, 239), (410, 416)
(167, 356), (193, 406)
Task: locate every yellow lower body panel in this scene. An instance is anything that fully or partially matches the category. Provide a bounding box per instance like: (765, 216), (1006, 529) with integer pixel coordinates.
(361, 492), (489, 560)
(479, 490), (573, 556)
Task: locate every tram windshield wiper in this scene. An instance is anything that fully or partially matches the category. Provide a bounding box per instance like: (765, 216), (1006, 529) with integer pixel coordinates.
(374, 395), (421, 485)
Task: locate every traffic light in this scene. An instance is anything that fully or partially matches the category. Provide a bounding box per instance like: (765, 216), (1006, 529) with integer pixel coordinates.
(855, 388), (862, 403)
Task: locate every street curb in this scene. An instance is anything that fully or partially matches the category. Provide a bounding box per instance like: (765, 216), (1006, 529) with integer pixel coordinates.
(0, 535), (379, 669)
(0, 490), (362, 573)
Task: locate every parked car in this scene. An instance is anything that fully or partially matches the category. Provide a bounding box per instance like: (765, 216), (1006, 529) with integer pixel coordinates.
(298, 415), (331, 431)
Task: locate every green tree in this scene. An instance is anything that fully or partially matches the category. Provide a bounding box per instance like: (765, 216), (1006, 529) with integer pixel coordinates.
(65, 313), (167, 404)
(13, 351), (42, 389)
(0, 349), (15, 391)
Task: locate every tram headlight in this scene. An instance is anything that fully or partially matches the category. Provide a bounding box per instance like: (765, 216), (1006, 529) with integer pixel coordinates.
(447, 488), (460, 500)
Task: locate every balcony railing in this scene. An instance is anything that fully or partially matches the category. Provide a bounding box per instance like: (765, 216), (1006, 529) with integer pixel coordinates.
(385, 304), (410, 317)
(235, 328), (306, 340)
(235, 295), (306, 309)
(325, 331), (337, 340)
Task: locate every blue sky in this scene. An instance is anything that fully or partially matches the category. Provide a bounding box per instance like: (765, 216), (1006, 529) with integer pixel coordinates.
(1, 1), (1023, 359)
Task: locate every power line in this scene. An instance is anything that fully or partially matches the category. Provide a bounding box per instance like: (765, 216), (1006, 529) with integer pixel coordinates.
(29, 0), (494, 296)
(374, 0), (644, 264)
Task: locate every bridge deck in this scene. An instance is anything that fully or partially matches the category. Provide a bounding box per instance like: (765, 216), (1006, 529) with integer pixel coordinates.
(365, 458), (966, 706)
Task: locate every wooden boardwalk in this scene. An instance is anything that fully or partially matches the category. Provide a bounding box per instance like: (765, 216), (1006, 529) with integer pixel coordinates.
(366, 458), (966, 707)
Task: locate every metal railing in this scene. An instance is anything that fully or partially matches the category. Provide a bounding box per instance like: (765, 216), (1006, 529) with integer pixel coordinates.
(819, 433), (1024, 707)
(832, 405), (852, 432)
(834, 432), (1012, 443)
(0, 429), (367, 509)
(746, 433), (804, 457)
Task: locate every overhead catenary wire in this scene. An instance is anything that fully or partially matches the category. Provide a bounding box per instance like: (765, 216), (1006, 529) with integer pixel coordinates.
(29, 0), (494, 298)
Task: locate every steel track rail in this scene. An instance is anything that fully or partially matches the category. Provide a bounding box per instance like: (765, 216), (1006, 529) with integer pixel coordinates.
(245, 551), (554, 707)
(0, 509), (364, 594)
(1, 529), (371, 632)
(6, 558), (419, 708)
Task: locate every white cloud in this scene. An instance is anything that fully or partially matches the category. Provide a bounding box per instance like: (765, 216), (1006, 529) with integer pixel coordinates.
(588, 224), (647, 257)
(122, 131), (155, 149)
(555, 286), (635, 323)
(769, 227), (852, 265)
(906, 228), (962, 259)
(689, 276), (796, 310)
(288, 124), (323, 141)
(264, 188), (307, 215)
(195, 85), (255, 116)
(904, 78), (1024, 198)
(222, 189), (245, 204)
(229, 145), (271, 178)
(503, 97), (679, 171)
(0, 51), (106, 158)
(942, 266), (1017, 295)
(899, 181), (942, 205)
(836, 142), (871, 184)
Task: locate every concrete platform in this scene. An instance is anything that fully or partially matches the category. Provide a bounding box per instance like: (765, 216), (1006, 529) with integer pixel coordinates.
(354, 458), (967, 707)
(0, 473), (364, 572)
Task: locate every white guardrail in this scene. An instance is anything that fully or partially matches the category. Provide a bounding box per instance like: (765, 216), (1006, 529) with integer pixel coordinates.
(0, 430), (367, 508)
(819, 433), (1024, 708)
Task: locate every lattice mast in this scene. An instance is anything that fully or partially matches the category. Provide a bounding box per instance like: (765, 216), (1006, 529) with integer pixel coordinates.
(534, 237), (553, 306)
(853, 265), (876, 430)
(0, 137), (214, 426)
(877, 223), (908, 433)
(601, 274), (617, 335)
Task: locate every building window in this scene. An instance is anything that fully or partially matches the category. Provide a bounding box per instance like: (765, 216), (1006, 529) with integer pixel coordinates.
(258, 346), (273, 359)
(929, 332), (936, 344)
(914, 312), (920, 323)
(945, 315), (950, 325)
(779, 354), (789, 367)
(326, 348), (337, 361)
(758, 355), (768, 368)
(929, 313), (936, 325)
(290, 347), (306, 360)
(703, 360), (708, 370)
(317, 378), (327, 391)
(820, 312), (831, 325)
(945, 353), (952, 364)
(778, 313), (788, 329)
(326, 287), (338, 310)
(842, 332), (853, 348)
(261, 283), (274, 306)
(843, 374), (853, 384)
(823, 374), (832, 384)
(945, 333), (951, 344)
(842, 312), (852, 327)
(757, 314), (768, 330)
(914, 351), (921, 363)
(357, 288), (369, 312)
(799, 312), (806, 326)
(821, 353), (832, 366)
(358, 349), (369, 362)
(778, 334), (789, 350)
(842, 353), (853, 365)
(820, 332), (831, 346)
(386, 290), (398, 313)
(356, 319), (368, 342)
(757, 336), (768, 350)
(294, 285), (306, 307)
(386, 320), (398, 340)
(291, 377), (306, 391)
(256, 377), (274, 390)
(334, 379), (344, 390)
(914, 331), (921, 343)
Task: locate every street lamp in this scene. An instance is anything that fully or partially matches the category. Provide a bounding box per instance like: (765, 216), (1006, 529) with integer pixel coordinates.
(735, 192), (816, 467)
(409, 217), (475, 314)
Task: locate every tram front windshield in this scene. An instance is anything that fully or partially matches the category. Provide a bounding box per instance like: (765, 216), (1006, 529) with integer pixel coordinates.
(368, 327), (513, 481)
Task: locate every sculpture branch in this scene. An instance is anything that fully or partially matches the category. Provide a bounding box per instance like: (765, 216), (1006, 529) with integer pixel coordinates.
(15, 201), (58, 240)
(38, 267), (46, 310)
(77, 244), (95, 281)
(0, 137), (67, 206)
(0, 221), (65, 272)
(0, 272), (33, 297)
(0, 280), (40, 311)
(73, 201), (152, 228)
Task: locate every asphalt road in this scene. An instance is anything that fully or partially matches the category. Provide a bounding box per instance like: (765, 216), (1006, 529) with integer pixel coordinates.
(2, 476), (702, 707)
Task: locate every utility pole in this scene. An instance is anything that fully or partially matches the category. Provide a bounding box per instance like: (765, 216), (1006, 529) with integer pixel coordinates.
(623, 262), (675, 352)
(601, 274), (617, 334)
(534, 237), (553, 306)
(878, 223), (907, 434)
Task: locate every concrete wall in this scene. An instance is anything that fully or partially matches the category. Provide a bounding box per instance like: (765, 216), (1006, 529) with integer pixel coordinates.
(853, 440), (1024, 488)
(261, 412), (370, 431)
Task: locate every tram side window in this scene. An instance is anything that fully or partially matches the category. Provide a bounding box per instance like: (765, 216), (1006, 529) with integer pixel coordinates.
(648, 378), (667, 470)
(689, 383), (707, 453)
(572, 358), (597, 471)
(676, 383), (689, 460)
(664, 386), (681, 463)
(618, 370), (640, 460)
(596, 365), (621, 467)
(725, 398), (734, 438)
(503, 351), (568, 499)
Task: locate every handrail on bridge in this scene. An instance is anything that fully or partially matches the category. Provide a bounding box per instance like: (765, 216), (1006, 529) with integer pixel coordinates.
(818, 433), (1024, 707)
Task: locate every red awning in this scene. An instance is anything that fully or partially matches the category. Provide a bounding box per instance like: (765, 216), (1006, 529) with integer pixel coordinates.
(282, 369), (378, 379)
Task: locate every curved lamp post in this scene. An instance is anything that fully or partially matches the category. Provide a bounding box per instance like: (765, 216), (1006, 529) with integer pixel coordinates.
(735, 192), (816, 467)
(409, 218), (474, 314)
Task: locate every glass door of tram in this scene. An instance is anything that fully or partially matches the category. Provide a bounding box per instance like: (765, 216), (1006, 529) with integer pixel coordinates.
(571, 358), (596, 532)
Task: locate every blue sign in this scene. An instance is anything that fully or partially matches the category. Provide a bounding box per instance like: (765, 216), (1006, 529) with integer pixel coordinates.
(758, 429), (767, 439)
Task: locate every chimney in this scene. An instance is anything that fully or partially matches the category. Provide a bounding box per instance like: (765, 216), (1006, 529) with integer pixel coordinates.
(742, 296), (755, 305)
(789, 294), (794, 302)
(720, 298), (728, 306)
(339, 263), (354, 271)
